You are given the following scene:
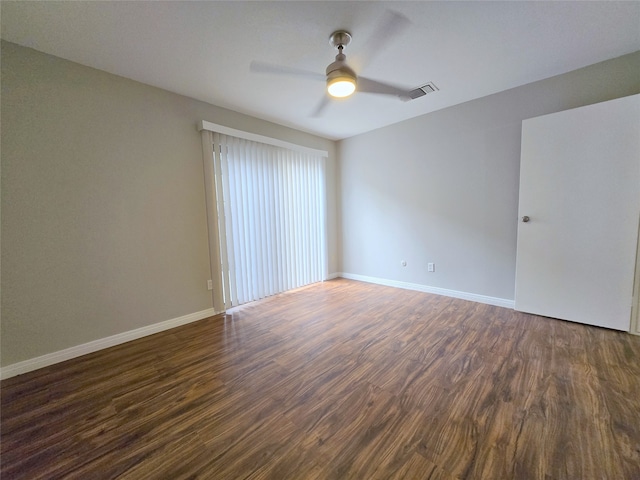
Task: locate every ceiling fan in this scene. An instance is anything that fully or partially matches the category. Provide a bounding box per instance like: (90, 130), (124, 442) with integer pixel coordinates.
(250, 10), (418, 117)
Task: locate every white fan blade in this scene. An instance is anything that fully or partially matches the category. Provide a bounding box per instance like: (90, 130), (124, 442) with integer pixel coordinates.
(250, 61), (325, 81)
(359, 10), (411, 70)
(310, 95), (331, 117)
(358, 77), (412, 101)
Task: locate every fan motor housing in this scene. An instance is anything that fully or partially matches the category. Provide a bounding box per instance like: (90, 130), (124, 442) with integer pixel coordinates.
(326, 59), (356, 79)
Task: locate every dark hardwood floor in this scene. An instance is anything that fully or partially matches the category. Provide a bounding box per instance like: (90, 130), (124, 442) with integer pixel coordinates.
(2, 279), (640, 479)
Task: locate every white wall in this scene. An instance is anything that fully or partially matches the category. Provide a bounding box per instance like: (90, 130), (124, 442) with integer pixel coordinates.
(0, 41), (337, 367)
(338, 51), (640, 302)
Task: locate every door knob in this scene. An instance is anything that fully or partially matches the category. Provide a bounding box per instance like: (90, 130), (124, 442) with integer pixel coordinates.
(522, 216), (530, 223)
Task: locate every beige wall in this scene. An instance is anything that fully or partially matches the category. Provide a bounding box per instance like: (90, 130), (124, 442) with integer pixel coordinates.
(1, 41), (337, 366)
(338, 51), (640, 302)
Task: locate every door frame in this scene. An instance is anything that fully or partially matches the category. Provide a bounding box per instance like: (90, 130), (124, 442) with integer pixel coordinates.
(632, 220), (640, 336)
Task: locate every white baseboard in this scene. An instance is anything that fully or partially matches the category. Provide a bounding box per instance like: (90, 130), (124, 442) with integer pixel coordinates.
(337, 272), (515, 309)
(0, 277), (513, 380)
(0, 307), (220, 380)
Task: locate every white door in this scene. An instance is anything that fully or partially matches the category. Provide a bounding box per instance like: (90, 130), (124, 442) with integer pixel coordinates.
(515, 94), (640, 331)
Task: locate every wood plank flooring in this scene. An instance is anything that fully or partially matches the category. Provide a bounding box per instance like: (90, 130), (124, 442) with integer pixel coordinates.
(2, 278), (640, 479)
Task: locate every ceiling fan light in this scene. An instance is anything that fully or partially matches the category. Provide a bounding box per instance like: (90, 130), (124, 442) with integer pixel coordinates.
(327, 76), (356, 98)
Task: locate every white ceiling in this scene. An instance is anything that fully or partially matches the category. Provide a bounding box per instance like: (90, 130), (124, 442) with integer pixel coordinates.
(2, 1), (639, 140)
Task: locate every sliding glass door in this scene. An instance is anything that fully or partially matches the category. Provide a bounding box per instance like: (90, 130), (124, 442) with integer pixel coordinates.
(208, 132), (327, 309)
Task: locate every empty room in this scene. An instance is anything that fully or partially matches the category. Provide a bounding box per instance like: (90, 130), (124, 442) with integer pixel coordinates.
(1, 1), (640, 478)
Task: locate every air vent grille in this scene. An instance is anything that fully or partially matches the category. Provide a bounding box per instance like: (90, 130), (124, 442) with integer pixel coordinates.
(408, 82), (439, 100)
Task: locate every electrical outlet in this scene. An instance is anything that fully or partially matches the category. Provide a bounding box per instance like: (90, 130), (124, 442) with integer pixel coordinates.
(207, 280), (213, 290)
(428, 263), (435, 272)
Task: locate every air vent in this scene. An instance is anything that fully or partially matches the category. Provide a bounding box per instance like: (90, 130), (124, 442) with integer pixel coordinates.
(408, 82), (439, 100)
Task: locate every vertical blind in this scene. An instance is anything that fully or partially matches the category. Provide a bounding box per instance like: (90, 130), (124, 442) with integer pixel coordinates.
(208, 132), (327, 309)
